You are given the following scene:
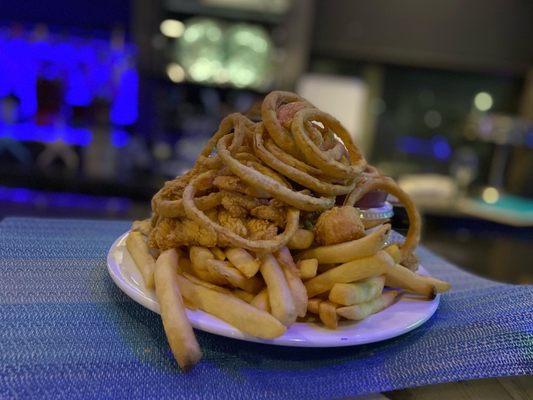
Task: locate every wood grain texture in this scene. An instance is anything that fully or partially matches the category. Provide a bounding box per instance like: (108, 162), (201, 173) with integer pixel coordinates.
(383, 376), (532, 400)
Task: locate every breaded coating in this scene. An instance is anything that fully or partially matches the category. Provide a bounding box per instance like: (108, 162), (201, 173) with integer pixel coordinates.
(250, 205), (285, 226)
(246, 218), (278, 240)
(314, 206), (365, 245)
(149, 217), (218, 249)
(217, 210), (248, 237)
(220, 191), (266, 218)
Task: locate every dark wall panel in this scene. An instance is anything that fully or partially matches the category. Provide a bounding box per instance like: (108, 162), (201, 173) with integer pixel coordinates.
(312, 0), (533, 72)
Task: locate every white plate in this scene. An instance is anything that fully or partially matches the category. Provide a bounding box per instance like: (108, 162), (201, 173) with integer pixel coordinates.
(107, 232), (440, 347)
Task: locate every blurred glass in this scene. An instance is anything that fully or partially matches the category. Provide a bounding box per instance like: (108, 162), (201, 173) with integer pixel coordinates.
(450, 147), (479, 193)
(225, 23), (272, 89)
(177, 18), (224, 83)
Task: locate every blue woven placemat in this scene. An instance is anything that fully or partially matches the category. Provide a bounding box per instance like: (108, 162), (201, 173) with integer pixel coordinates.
(0, 217), (531, 399)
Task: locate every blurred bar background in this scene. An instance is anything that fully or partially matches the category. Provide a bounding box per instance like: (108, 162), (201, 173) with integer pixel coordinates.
(0, 0), (531, 283)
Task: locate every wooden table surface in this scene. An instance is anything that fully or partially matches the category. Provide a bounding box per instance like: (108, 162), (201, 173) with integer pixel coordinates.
(353, 376), (532, 400)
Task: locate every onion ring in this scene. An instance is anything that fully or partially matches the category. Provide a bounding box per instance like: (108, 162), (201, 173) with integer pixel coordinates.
(344, 175), (421, 262)
(196, 113), (253, 160)
(261, 91), (313, 157)
(291, 108), (367, 179)
(253, 124), (355, 196)
(217, 134), (335, 211)
(264, 137), (323, 176)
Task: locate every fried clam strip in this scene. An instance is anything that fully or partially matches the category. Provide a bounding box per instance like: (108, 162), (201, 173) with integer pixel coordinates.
(157, 192), (221, 218)
(291, 108), (367, 180)
(253, 124), (355, 196)
(344, 175), (421, 263)
(217, 134), (335, 212)
(183, 171), (300, 252)
(261, 90), (313, 157)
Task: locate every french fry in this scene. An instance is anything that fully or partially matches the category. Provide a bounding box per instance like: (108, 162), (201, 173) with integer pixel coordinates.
(287, 228), (315, 250)
(154, 249), (202, 370)
(126, 231), (156, 289)
(328, 276), (385, 306)
(131, 219), (151, 236)
(305, 251), (393, 298)
(225, 248), (260, 278)
(208, 260), (263, 293)
(250, 288), (270, 312)
(260, 253), (297, 326)
(319, 301), (339, 329)
(189, 247), (227, 285)
(385, 264), (451, 297)
(297, 258), (318, 280)
(274, 246), (300, 275)
(232, 289), (255, 303)
(384, 244), (401, 263)
(307, 298), (322, 314)
(275, 252), (308, 318)
(298, 224), (391, 264)
(337, 290), (400, 320)
(177, 257), (195, 275)
(181, 272), (231, 294)
(176, 274), (286, 339)
(211, 247), (226, 261)
(317, 263), (338, 273)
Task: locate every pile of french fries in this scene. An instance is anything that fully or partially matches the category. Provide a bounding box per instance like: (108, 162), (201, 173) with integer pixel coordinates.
(125, 221), (450, 370)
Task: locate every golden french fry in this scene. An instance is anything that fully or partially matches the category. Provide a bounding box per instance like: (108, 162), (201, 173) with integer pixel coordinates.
(298, 224), (391, 264)
(189, 247), (227, 285)
(329, 276), (385, 306)
(297, 258), (318, 280)
(319, 301), (339, 329)
(131, 219), (151, 236)
(126, 231), (156, 289)
(260, 253), (297, 326)
(225, 248), (260, 278)
(177, 257), (195, 275)
(232, 289), (255, 303)
(307, 298), (322, 314)
(287, 228), (315, 250)
(182, 272), (231, 294)
(275, 252), (308, 318)
(274, 246), (300, 275)
(250, 288), (270, 312)
(211, 247), (226, 261)
(208, 260), (263, 293)
(384, 244), (401, 263)
(176, 274), (286, 339)
(337, 290), (399, 320)
(385, 264), (451, 297)
(317, 263), (338, 273)
(305, 251), (393, 298)
(154, 249), (202, 370)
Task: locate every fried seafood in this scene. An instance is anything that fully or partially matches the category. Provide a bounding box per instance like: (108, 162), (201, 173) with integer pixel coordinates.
(129, 90), (450, 370)
(313, 206), (365, 246)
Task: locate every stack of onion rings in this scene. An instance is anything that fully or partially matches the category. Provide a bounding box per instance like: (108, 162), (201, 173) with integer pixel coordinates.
(150, 91), (421, 260)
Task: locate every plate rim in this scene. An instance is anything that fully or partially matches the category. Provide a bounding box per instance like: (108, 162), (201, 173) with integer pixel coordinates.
(107, 231), (440, 347)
